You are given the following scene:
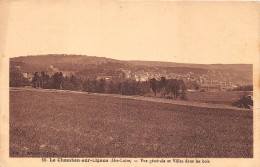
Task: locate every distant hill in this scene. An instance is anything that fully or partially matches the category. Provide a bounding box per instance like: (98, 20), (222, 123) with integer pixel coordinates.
(11, 54), (121, 72)
(10, 54), (253, 85)
(127, 60), (252, 71)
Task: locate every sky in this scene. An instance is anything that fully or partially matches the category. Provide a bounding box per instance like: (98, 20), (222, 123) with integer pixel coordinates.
(3, 0), (259, 64)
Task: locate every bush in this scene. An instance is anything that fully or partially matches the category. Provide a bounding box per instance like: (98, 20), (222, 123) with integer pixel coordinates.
(166, 96), (173, 99)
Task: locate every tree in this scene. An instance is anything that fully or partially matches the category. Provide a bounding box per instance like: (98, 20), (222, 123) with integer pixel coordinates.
(160, 77), (167, 98)
(97, 78), (106, 93)
(32, 72), (40, 88)
(139, 81), (151, 95)
(178, 79), (187, 100)
(10, 68), (30, 87)
(52, 72), (63, 89)
(185, 80), (199, 90)
(83, 79), (92, 93)
(92, 79), (98, 93)
(116, 81), (122, 94)
(108, 80), (117, 94)
(69, 75), (82, 90)
(58, 72), (64, 89)
(150, 78), (157, 97)
(166, 79), (179, 99)
(40, 71), (50, 88)
(130, 80), (138, 95)
(63, 76), (71, 90)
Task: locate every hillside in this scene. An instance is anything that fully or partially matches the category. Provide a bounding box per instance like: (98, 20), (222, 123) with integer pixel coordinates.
(127, 60), (253, 71)
(10, 88), (253, 157)
(10, 54), (121, 72)
(10, 54), (253, 85)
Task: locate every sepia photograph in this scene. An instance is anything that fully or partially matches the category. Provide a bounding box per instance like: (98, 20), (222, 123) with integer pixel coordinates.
(9, 55), (253, 158)
(1, 0), (260, 167)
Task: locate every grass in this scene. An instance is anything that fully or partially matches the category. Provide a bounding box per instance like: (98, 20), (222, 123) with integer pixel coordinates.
(10, 89), (253, 158)
(186, 91), (253, 105)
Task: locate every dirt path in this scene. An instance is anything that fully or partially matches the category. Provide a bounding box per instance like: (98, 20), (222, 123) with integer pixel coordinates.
(10, 87), (250, 111)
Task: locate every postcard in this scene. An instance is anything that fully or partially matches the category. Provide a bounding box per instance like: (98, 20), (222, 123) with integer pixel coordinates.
(1, 0), (259, 166)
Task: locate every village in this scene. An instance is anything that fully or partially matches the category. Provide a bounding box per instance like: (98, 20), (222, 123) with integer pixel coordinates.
(15, 64), (247, 92)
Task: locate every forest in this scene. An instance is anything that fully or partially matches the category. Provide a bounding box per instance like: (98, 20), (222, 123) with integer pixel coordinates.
(10, 67), (188, 100)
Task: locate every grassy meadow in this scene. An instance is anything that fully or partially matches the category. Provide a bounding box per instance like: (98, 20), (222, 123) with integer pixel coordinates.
(186, 91), (253, 105)
(10, 89), (253, 158)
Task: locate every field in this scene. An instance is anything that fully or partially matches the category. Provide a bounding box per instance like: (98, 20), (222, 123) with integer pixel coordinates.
(145, 91), (252, 106)
(186, 91), (253, 105)
(10, 89), (253, 158)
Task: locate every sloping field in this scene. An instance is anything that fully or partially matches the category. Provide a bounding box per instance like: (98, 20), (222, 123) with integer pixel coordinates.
(186, 91), (253, 105)
(10, 89), (253, 158)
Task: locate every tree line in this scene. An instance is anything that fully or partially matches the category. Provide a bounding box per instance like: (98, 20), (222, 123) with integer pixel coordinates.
(10, 69), (187, 100)
(10, 67), (31, 87)
(149, 77), (187, 100)
(30, 71), (152, 96)
(233, 85), (253, 91)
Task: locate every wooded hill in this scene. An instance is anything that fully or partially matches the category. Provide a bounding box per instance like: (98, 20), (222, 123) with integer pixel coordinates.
(10, 54), (253, 85)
